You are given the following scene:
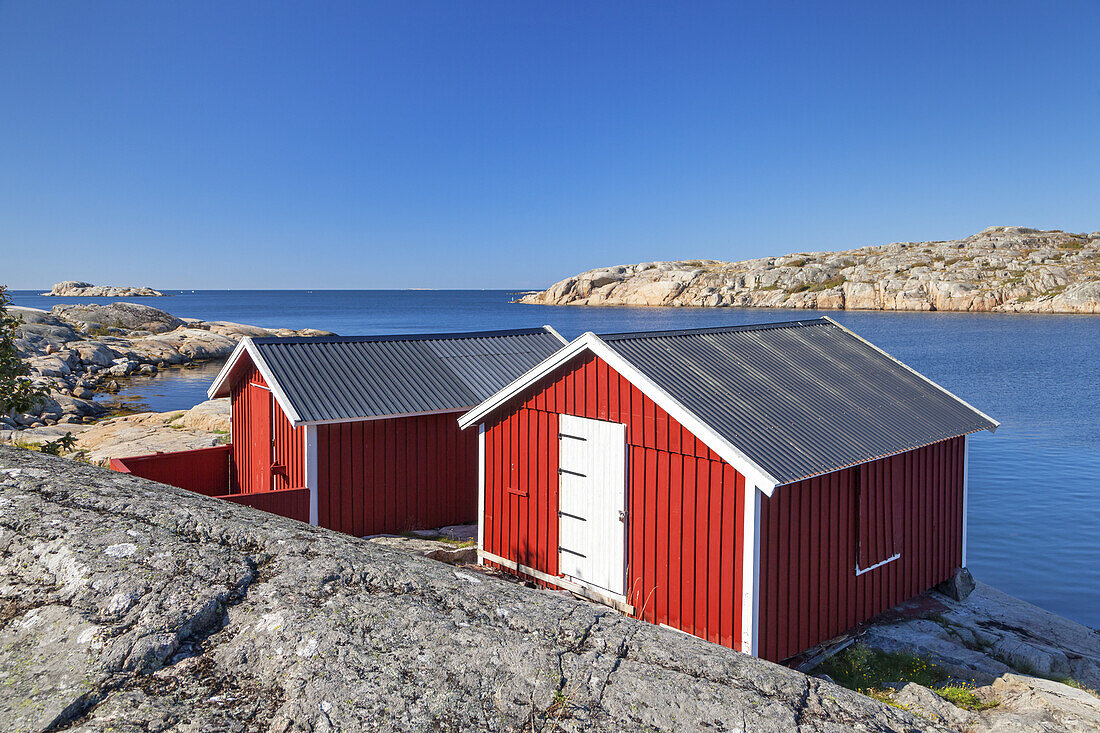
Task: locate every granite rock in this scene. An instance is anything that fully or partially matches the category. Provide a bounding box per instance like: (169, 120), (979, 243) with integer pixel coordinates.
(521, 227), (1100, 313)
(42, 281), (165, 297)
(49, 302), (185, 333)
(0, 447), (940, 732)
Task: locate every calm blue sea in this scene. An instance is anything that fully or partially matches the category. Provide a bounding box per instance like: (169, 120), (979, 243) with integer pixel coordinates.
(12, 289), (1100, 628)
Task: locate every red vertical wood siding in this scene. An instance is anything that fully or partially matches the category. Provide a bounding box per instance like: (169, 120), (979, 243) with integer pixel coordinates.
(758, 436), (965, 662)
(109, 445), (231, 496)
(482, 353), (746, 651)
(230, 364), (304, 494)
(315, 411), (476, 536)
(221, 486), (311, 522)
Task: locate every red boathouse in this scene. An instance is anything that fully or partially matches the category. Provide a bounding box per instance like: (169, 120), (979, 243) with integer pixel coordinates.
(459, 318), (997, 662)
(205, 327), (566, 534)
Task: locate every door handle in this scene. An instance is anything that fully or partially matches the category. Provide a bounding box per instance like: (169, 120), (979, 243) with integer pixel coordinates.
(618, 509), (627, 522)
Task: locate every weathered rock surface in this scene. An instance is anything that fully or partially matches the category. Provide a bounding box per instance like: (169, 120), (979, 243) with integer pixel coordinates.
(7, 302), (331, 429)
(42, 281), (165, 297)
(49, 302), (185, 333)
(892, 683), (977, 729)
(0, 447), (938, 732)
(861, 581), (1100, 691)
(1, 400), (231, 465)
(982, 674), (1100, 732)
(521, 226), (1100, 313)
(845, 580), (1100, 730)
(365, 533), (479, 564)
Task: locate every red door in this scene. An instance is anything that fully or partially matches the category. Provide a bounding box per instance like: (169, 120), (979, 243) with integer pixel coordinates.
(249, 386), (273, 493)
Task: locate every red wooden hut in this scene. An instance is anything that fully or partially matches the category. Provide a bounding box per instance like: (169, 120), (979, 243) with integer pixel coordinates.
(458, 317), (997, 662)
(206, 327), (566, 534)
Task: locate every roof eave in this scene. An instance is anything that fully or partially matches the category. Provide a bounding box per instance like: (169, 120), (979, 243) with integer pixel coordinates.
(820, 316), (1000, 431)
(206, 337), (304, 425)
(459, 332), (781, 495)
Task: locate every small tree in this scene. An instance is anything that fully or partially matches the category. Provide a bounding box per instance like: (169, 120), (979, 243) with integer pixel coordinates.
(0, 285), (48, 414)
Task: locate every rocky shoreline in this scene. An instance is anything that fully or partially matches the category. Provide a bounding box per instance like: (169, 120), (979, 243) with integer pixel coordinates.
(42, 281), (166, 297)
(520, 226), (1100, 313)
(1, 399), (232, 465)
(6, 301), (331, 431)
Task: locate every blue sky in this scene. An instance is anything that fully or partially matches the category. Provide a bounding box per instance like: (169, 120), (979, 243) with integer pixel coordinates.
(2, 2), (1099, 289)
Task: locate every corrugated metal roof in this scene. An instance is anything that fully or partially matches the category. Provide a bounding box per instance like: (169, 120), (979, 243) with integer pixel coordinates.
(600, 318), (996, 486)
(251, 328), (564, 424)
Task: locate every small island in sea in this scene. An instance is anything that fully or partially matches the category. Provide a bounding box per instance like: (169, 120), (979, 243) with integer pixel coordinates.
(520, 226), (1100, 313)
(42, 281), (167, 297)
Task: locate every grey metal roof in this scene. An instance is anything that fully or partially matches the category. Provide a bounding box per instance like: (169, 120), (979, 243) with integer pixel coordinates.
(600, 318), (996, 486)
(251, 328), (564, 424)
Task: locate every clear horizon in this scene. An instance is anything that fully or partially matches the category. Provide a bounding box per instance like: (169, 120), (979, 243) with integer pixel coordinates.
(3, 2), (1099, 290)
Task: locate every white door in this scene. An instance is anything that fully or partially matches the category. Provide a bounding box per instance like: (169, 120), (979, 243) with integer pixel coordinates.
(558, 414), (627, 597)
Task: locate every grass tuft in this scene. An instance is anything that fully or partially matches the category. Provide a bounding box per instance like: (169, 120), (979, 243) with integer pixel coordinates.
(936, 685), (998, 711)
(819, 645), (947, 691)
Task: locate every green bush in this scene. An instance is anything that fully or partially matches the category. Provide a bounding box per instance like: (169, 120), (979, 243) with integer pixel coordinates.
(0, 285), (49, 414)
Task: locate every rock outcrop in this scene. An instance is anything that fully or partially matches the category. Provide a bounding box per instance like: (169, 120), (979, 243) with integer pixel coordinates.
(42, 281), (165, 297)
(860, 581), (1100, 691)
(5, 303), (332, 430)
(841, 580), (1100, 731)
(521, 227), (1100, 313)
(0, 399), (231, 465)
(48, 302), (184, 333)
(0, 447), (937, 732)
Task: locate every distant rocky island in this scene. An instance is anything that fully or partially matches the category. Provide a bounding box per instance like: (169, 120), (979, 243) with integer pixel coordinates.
(520, 226), (1100, 313)
(43, 281), (166, 297)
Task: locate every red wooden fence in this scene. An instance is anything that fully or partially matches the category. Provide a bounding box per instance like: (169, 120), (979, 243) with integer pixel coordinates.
(110, 445), (231, 496)
(111, 446), (311, 524)
(221, 486), (311, 523)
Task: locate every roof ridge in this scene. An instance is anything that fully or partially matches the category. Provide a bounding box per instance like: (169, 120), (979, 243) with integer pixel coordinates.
(250, 327), (553, 346)
(598, 317), (831, 341)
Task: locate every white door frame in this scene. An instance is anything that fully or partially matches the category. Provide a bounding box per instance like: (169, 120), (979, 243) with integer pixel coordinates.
(557, 414), (628, 601)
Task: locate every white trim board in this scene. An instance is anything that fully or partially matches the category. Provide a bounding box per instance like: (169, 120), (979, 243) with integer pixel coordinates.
(478, 550), (635, 615)
(303, 425), (319, 526)
(855, 553), (901, 576)
(542, 324), (570, 345)
(962, 434), (969, 568)
(740, 484), (762, 656)
(208, 337), (303, 425)
(477, 424), (486, 552)
(459, 332), (781, 494)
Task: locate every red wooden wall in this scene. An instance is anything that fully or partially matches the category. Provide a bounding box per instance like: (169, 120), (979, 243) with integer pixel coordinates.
(316, 411), (477, 536)
(110, 445), (231, 496)
(222, 486), (311, 523)
(482, 353), (746, 650)
(230, 364), (305, 494)
(758, 436), (965, 662)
